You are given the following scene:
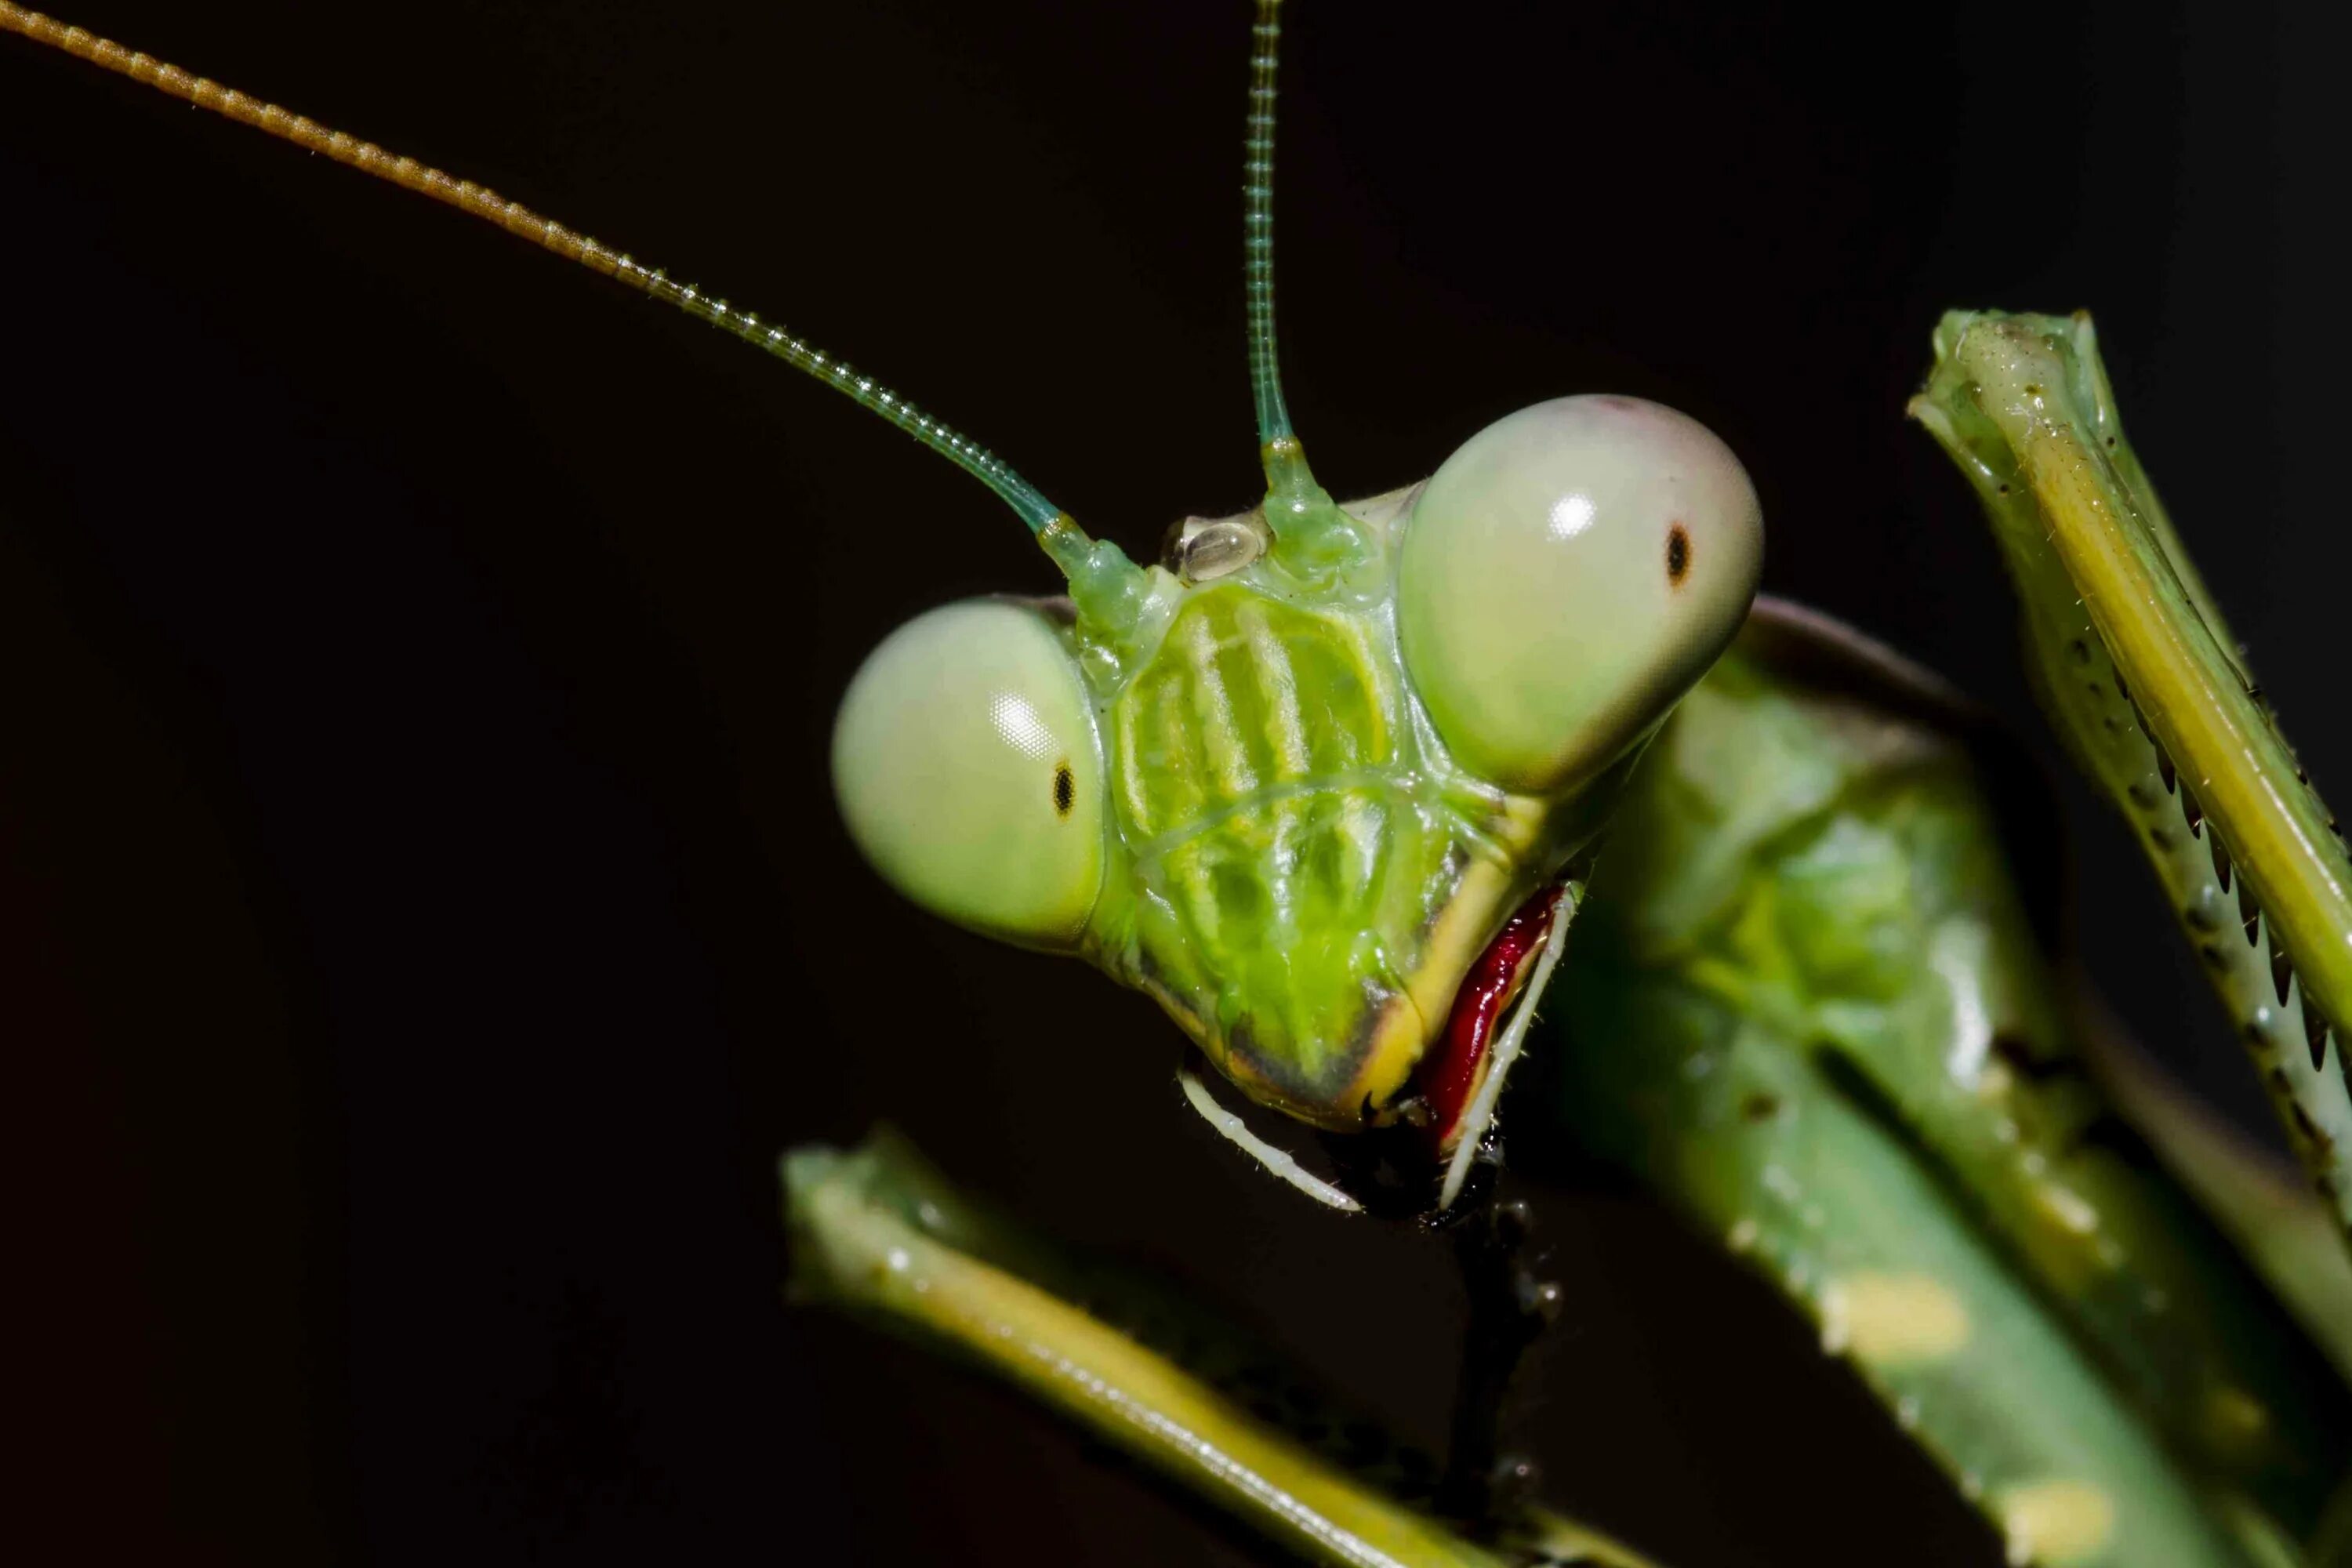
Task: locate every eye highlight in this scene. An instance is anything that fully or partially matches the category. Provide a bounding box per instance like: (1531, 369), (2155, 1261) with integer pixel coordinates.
(1396, 394), (1763, 795)
(833, 600), (1106, 949)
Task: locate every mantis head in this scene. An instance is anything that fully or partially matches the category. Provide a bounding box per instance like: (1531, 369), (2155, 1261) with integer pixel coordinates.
(834, 390), (1759, 1209)
(828, 5), (1762, 1211)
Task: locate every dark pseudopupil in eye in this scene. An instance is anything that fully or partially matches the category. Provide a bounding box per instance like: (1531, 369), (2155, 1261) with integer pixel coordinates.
(1666, 524), (1692, 586)
(1054, 761), (1076, 817)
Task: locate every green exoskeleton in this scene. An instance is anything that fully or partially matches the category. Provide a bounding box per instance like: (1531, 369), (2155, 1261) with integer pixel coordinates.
(10, 2), (2350, 1566)
(1544, 605), (2352, 1563)
(833, 389), (1761, 1207)
(827, 34), (1762, 1206)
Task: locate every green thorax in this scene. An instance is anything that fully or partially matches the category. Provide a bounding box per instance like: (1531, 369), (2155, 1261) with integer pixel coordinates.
(1065, 485), (1612, 1130)
(1542, 618), (2350, 1551)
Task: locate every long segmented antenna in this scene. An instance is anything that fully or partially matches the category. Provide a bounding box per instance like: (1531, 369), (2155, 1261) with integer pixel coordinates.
(1238, 1), (1363, 573)
(1243, 0), (1294, 448)
(0, 3), (1074, 537)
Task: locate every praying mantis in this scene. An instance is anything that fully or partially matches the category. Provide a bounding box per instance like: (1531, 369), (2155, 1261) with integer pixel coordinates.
(5, 2), (2351, 1564)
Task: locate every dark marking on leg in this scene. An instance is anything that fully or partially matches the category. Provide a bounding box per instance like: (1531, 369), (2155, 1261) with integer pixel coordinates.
(1991, 1031), (2081, 1083)
(1438, 1196), (1557, 1528)
(2067, 1110), (2167, 1174)
(2283, 1078), (2330, 1153)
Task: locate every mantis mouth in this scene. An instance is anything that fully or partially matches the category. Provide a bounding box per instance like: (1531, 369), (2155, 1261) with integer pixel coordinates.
(1172, 875), (1581, 1216)
(1414, 880), (1571, 1163)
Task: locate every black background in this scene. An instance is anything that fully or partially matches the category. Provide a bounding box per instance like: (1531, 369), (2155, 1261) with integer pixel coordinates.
(3, 2), (2346, 1563)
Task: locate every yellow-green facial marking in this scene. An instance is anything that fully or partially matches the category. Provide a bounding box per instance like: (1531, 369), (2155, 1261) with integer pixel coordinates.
(1097, 569), (1552, 1127)
(833, 400), (1762, 1134)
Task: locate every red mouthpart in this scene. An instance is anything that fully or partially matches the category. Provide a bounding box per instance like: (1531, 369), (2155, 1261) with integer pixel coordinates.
(1414, 881), (1566, 1152)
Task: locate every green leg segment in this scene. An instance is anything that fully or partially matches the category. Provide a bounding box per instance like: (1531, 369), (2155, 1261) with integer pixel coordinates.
(1913, 311), (2352, 1241)
(1537, 633), (2348, 1563)
(785, 1129), (1664, 1568)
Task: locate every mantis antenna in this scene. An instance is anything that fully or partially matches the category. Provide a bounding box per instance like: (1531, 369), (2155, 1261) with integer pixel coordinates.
(1240, 0), (1363, 572)
(0, 4), (1125, 567)
(1243, 0), (1294, 449)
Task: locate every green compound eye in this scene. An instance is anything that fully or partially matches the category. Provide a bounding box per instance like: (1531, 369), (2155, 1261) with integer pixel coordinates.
(1397, 394), (1764, 794)
(832, 600), (1106, 949)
